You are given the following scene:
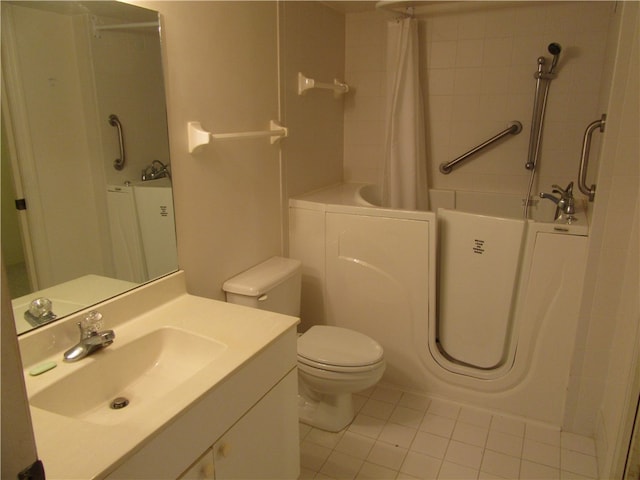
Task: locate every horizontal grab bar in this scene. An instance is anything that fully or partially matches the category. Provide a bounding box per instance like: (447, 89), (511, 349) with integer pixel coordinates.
(440, 121), (522, 174)
(187, 121), (288, 154)
(577, 114), (605, 201)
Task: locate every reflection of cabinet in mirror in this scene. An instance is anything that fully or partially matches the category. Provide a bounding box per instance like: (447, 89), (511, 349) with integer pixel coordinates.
(1, 1), (177, 334)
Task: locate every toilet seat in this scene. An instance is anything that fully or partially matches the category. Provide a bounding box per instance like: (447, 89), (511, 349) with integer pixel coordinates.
(298, 356), (385, 374)
(297, 326), (384, 372)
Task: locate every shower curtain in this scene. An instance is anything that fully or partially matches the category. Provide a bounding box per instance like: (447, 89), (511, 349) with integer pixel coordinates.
(382, 18), (429, 211)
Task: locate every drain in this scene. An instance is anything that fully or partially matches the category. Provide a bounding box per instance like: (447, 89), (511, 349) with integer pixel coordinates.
(110, 397), (130, 409)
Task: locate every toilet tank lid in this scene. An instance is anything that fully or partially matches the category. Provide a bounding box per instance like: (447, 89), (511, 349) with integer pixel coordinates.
(222, 256), (302, 297)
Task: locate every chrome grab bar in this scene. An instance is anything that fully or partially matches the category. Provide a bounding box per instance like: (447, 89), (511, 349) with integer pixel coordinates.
(439, 121), (522, 174)
(578, 114), (605, 202)
(108, 114), (125, 171)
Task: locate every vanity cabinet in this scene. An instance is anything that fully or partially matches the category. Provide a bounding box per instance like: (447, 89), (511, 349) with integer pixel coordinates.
(178, 370), (298, 480)
(105, 327), (299, 480)
(179, 448), (214, 479)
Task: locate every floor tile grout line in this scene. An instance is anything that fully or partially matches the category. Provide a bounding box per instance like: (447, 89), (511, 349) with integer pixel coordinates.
(300, 386), (600, 480)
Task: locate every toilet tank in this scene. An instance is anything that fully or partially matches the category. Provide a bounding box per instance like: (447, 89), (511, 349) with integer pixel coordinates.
(223, 257), (302, 317)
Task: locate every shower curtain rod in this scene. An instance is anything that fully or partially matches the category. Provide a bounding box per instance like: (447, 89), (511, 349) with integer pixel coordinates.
(93, 21), (159, 32)
(375, 1), (520, 17)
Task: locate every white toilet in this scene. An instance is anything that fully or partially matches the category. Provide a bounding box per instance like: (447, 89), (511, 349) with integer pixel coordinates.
(223, 256), (385, 432)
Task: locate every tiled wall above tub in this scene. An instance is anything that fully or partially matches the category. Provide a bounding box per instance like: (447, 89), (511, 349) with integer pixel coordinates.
(344, 2), (615, 197)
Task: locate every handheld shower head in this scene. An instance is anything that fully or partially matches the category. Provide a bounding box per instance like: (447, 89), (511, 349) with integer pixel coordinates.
(548, 42), (562, 73)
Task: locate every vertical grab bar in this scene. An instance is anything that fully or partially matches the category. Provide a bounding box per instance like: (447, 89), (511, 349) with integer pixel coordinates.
(108, 114), (125, 171)
(578, 114), (605, 202)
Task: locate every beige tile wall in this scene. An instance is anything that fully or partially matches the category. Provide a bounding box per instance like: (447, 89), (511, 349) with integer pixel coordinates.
(344, 2), (615, 197)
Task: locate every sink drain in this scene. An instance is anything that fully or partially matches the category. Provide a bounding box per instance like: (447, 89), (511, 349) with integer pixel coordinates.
(110, 397), (130, 410)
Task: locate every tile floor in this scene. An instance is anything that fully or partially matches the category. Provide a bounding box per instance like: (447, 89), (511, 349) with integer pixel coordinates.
(299, 385), (599, 479)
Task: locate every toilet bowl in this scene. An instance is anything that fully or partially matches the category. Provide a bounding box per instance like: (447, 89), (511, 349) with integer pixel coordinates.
(223, 256), (386, 432)
(297, 325), (385, 431)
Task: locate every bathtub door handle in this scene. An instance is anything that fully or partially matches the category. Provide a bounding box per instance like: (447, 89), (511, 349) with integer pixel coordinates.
(109, 114), (126, 171)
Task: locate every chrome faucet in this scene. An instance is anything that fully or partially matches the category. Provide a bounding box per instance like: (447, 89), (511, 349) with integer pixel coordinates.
(141, 159), (171, 181)
(539, 182), (576, 220)
(63, 311), (115, 362)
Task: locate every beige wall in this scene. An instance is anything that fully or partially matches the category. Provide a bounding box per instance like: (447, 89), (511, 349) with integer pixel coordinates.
(136, 1), (344, 299)
(279, 1), (345, 199)
(344, 2), (614, 197)
(1, 263), (38, 477)
(563, 2), (639, 475)
(137, 1), (282, 300)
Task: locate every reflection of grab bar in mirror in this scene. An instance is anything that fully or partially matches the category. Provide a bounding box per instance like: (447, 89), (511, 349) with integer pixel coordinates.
(109, 114), (126, 171)
(578, 114), (605, 202)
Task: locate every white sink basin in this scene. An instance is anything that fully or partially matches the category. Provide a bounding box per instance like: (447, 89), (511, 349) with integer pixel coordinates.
(30, 327), (227, 425)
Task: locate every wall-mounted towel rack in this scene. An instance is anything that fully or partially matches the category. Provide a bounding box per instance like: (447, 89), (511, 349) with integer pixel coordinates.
(577, 114), (605, 201)
(440, 121), (522, 174)
(187, 121), (288, 154)
(297, 72), (349, 96)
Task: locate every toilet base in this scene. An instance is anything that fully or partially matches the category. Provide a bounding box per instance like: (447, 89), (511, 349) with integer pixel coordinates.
(298, 391), (354, 432)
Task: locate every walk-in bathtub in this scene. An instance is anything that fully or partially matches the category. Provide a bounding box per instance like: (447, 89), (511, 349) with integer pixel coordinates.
(289, 183), (589, 425)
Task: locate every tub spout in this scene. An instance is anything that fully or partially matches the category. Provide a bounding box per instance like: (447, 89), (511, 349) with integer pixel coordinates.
(539, 182), (575, 220)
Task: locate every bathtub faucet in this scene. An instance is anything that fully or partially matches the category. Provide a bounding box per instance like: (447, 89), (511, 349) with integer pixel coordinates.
(539, 182), (575, 220)
(141, 160), (171, 181)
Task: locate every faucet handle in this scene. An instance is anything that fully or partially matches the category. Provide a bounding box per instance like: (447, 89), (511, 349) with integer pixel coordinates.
(552, 181), (574, 198)
(79, 311), (103, 335)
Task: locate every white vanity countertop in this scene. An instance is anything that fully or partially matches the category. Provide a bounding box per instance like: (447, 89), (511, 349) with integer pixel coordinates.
(20, 272), (299, 479)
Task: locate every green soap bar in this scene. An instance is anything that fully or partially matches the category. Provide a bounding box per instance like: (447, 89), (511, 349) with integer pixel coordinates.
(29, 361), (57, 376)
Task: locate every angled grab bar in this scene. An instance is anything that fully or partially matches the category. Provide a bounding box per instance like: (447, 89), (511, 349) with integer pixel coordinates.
(578, 114), (605, 202)
(108, 114), (125, 171)
(440, 121), (522, 174)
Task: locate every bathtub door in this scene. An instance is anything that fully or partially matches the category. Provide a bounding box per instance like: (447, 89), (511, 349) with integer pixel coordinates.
(437, 209), (525, 369)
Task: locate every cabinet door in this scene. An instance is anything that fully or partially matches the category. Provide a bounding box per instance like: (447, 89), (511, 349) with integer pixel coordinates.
(178, 448), (215, 480)
(213, 370), (299, 479)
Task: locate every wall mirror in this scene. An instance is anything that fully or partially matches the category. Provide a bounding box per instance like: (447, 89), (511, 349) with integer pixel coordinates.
(1, 1), (178, 335)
